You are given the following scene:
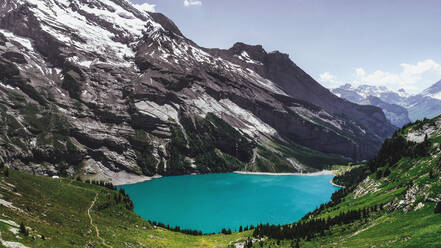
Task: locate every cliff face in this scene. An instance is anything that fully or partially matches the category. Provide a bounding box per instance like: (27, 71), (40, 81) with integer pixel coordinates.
(0, 0), (394, 182)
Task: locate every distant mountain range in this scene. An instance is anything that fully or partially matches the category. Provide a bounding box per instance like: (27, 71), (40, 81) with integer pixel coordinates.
(331, 80), (441, 127)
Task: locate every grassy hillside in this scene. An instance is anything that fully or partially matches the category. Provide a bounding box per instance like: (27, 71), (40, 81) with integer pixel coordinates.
(0, 169), (251, 247)
(252, 115), (441, 247)
(1, 116), (440, 247)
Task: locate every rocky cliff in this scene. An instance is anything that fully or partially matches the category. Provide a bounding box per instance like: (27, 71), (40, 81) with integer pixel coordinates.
(0, 0), (395, 183)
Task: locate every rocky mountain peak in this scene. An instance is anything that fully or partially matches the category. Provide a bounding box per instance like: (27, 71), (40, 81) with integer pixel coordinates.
(0, 0), (396, 183)
(229, 42), (267, 62)
(148, 12), (183, 37)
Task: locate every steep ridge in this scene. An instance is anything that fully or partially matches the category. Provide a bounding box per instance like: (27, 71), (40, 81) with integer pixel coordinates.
(209, 43), (395, 138)
(0, 0), (394, 183)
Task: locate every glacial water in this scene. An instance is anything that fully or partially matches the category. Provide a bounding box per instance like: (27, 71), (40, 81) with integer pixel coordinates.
(120, 173), (339, 234)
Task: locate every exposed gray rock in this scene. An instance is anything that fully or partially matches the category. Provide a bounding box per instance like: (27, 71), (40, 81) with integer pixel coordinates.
(0, 0), (395, 182)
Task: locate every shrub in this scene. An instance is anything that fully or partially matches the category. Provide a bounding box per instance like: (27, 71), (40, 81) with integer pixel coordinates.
(435, 202), (441, 214)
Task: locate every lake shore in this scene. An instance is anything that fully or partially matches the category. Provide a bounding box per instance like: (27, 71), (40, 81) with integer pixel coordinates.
(233, 170), (345, 188)
(328, 180), (344, 188)
(233, 170), (336, 176)
(115, 170), (339, 186)
(112, 173), (162, 186)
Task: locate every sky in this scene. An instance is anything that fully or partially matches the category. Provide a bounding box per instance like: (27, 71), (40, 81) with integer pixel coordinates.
(130, 0), (441, 94)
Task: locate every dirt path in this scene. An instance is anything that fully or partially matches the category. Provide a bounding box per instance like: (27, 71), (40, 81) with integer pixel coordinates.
(88, 192), (112, 248)
(349, 223), (377, 238)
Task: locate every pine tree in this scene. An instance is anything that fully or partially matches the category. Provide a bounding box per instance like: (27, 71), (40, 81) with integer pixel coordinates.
(245, 237), (253, 248)
(239, 225), (243, 232)
(19, 222), (28, 236)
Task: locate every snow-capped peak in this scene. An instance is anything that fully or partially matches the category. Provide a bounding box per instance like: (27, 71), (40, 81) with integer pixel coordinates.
(10, 0), (160, 67)
(421, 80), (441, 100)
(397, 88), (410, 98)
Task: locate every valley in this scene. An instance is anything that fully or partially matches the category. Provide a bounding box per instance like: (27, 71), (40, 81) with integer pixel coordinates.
(0, 115), (440, 247)
(0, 0), (440, 247)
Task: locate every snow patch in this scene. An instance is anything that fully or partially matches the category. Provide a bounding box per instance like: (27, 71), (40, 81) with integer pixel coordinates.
(0, 82), (15, 90)
(235, 51), (262, 65)
(20, 0), (153, 67)
(133, 3), (156, 13)
(429, 92), (441, 100)
(0, 29), (34, 51)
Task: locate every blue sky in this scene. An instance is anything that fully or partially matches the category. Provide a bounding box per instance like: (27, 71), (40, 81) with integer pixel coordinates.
(130, 0), (441, 93)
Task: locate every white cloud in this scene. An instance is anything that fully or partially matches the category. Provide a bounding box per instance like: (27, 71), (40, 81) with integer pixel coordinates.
(134, 3), (156, 12)
(184, 0), (202, 7)
(354, 59), (441, 93)
(319, 72), (340, 87)
(355, 68), (366, 77)
(320, 59), (441, 93)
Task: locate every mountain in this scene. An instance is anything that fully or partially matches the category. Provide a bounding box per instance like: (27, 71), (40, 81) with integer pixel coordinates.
(0, 115), (439, 247)
(421, 80), (441, 100)
(0, 0), (394, 183)
(407, 80), (441, 121)
(332, 84), (411, 127)
(332, 82), (441, 126)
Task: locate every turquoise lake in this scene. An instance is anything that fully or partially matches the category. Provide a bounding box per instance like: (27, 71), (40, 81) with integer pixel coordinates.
(120, 173), (339, 234)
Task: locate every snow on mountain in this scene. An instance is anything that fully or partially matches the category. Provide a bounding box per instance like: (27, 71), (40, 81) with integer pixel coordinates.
(421, 80), (441, 100)
(0, 0), (395, 182)
(332, 82), (441, 125)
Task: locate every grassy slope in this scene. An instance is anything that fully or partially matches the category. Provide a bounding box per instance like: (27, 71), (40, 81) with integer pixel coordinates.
(257, 116), (441, 247)
(1, 117), (440, 247)
(0, 170), (250, 247)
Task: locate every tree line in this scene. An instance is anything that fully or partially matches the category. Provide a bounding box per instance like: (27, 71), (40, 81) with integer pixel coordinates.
(148, 221), (204, 236)
(147, 221), (257, 236)
(77, 177), (117, 190)
(253, 204), (384, 241)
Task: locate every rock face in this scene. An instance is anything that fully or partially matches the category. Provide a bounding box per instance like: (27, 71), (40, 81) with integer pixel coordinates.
(332, 83), (441, 125)
(0, 0), (395, 182)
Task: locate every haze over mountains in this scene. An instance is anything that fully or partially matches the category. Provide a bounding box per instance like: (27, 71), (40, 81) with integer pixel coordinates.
(0, 0), (398, 182)
(332, 80), (441, 127)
